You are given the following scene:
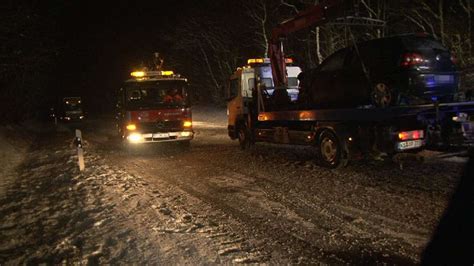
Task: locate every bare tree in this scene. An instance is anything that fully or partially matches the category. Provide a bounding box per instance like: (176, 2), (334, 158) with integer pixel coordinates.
(404, 0), (445, 43)
(246, 0), (277, 58)
(171, 15), (244, 102)
(459, 0), (472, 60)
(0, 1), (60, 121)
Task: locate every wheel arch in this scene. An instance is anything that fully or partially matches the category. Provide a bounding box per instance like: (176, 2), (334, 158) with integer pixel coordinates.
(313, 123), (351, 161)
(231, 114), (249, 139)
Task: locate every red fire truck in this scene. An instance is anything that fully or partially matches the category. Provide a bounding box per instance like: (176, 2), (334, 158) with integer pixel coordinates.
(116, 70), (193, 147)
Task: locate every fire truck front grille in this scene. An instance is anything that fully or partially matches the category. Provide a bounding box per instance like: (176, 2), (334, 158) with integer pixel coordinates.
(139, 121), (183, 133)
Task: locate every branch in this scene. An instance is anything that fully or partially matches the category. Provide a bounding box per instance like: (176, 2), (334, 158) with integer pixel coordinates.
(404, 14), (427, 32)
(420, 0), (440, 20)
(280, 0), (299, 13)
(459, 0), (472, 13)
(412, 9), (437, 37)
(360, 0), (378, 18)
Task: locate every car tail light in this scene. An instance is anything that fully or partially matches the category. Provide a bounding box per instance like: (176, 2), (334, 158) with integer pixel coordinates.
(398, 130), (424, 141)
(401, 53), (424, 67)
(450, 53), (457, 65)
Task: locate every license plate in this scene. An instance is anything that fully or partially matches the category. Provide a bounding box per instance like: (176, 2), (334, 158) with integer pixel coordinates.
(462, 122), (474, 140)
(153, 133), (169, 138)
(435, 75), (453, 84)
(397, 140), (423, 150)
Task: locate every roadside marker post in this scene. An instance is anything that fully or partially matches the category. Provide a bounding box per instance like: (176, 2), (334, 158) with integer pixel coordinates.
(75, 129), (85, 171)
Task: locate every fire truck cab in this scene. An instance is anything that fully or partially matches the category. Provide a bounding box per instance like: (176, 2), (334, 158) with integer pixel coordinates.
(227, 58), (301, 139)
(116, 70), (193, 145)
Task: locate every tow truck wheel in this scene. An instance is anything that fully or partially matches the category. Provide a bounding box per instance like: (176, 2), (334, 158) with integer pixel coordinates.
(237, 122), (252, 150)
(317, 130), (346, 168)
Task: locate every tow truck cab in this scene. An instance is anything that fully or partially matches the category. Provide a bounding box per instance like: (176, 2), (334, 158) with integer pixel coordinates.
(116, 70), (193, 144)
(227, 58), (301, 139)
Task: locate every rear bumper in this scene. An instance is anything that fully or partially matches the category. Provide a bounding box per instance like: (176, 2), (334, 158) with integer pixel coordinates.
(402, 72), (459, 102)
(126, 131), (194, 143)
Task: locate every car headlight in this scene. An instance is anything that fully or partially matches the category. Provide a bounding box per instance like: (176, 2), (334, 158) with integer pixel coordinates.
(127, 133), (143, 143)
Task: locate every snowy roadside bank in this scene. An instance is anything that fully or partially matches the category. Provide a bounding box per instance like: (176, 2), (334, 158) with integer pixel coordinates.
(0, 126), (32, 198)
(0, 127), (157, 264)
(0, 124), (248, 264)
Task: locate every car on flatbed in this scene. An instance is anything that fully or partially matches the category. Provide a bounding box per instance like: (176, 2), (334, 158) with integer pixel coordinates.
(305, 33), (459, 108)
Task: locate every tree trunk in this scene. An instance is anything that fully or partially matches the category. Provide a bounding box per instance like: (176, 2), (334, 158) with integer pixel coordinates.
(198, 42), (220, 98)
(315, 26), (323, 65)
(439, 0), (445, 45)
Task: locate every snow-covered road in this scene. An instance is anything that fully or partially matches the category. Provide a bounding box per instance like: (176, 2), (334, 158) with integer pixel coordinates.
(0, 106), (467, 264)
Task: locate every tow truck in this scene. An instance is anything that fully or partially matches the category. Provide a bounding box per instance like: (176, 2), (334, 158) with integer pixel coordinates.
(116, 70), (193, 146)
(227, 58), (302, 139)
(51, 96), (85, 122)
(226, 0), (474, 168)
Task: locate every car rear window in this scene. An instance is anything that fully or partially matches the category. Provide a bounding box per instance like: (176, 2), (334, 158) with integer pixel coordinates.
(401, 37), (447, 51)
(320, 49), (347, 71)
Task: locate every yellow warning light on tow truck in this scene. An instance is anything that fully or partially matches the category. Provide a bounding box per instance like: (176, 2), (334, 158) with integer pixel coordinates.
(247, 58), (265, 64)
(131, 71), (146, 78)
(247, 58), (293, 65)
(161, 71), (174, 76)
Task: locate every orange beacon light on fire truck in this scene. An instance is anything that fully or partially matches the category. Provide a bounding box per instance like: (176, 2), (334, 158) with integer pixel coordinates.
(130, 70), (175, 78)
(130, 71), (146, 78)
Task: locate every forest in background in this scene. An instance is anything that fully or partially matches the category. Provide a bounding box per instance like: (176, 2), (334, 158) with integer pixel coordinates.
(166, 0), (473, 102)
(1, 0), (473, 121)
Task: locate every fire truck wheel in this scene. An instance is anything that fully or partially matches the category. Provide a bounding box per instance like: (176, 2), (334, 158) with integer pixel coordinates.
(317, 130), (347, 168)
(237, 122), (252, 150)
(178, 140), (191, 150)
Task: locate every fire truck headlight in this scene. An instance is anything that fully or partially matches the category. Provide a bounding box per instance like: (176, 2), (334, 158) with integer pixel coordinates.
(181, 131), (191, 137)
(183, 120), (192, 128)
(128, 133), (143, 143)
(126, 124), (137, 131)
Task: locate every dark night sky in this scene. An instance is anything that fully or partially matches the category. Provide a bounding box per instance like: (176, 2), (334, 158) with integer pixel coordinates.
(52, 0), (204, 111)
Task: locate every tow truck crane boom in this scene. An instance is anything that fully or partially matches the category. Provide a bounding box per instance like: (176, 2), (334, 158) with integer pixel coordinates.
(269, 0), (342, 87)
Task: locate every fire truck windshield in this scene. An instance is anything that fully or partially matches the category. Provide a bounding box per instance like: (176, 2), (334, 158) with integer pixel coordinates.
(124, 80), (188, 109)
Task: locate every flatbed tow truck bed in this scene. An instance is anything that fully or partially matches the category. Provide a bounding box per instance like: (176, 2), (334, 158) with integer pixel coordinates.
(241, 100), (474, 167)
(257, 101), (474, 123)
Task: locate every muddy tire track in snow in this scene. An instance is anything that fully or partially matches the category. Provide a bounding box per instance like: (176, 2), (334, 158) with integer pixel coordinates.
(106, 146), (424, 264)
(82, 106), (463, 264)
